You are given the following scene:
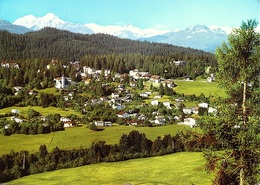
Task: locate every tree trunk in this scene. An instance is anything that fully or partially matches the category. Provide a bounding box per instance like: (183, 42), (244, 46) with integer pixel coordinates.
(240, 167), (245, 185)
(240, 80), (247, 185)
(242, 81), (247, 126)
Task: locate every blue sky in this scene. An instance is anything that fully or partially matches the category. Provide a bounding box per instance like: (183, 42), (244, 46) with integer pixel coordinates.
(0, 0), (259, 29)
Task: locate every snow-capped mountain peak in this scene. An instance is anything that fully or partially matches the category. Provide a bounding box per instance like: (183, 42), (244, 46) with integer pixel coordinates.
(85, 23), (170, 39)
(13, 13), (93, 34)
(11, 12), (232, 52)
(41, 13), (60, 20)
(13, 14), (38, 28)
(186, 25), (210, 33)
(208, 25), (232, 34)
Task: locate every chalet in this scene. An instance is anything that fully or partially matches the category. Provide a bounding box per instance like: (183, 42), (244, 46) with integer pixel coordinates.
(138, 114), (146, 120)
(112, 104), (124, 110)
(207, 73), (215, 82)
(140, 93), (149, 98)
(155, 115), (166, 125)
(64, 121), (75, 128)
(122, 94), (133, 102)
(104, 69), (111, 77)
(183, 118), (196, 128)
(199, 102), (208, 108)
(162, 80), (176, 88)
(83, 66), (95, 75)
(163, 101), (171, 109)
(129, 69), (139, 77)
(191, 107), (199, 114)
(60, 117), (71, 123)
(54, 76), (71, 89)
(183, 107), (192, 114)
(11, 109), (20, 114)
(126, 120), (139, 126)
(208, 107), (217, 115)
(111, 93), (120, 99)
(151, 99), (159, 106)
(130, 81), (137, 87)
(150, 75), (161, 83)
(114, 73), (121, 79)
(94, 121), (112, 127)
(1, 62), (19, 69)
(173, 60), (186, 66)
(40, 116), (47, 121)
(100, 96), (108, 102)
(184, 76), (193, 81)
(154, 95), (162, 99)
(28, 90), (36, 95)
(13, 86), (23, 92)
(117, 111), (130, 118)
(10, 116), (23, 123)
(175, 97), (185, 102)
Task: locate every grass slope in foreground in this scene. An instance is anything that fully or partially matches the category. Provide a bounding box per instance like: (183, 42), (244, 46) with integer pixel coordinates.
(0, 125), (189, 155)
(8, 152), (214, 185)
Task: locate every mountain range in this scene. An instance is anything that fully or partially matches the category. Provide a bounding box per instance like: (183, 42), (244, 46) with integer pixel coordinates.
(1, 13), (235, 52)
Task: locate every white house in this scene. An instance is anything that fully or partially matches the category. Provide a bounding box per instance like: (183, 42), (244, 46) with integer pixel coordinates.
(129, 69), (139, 77)
(94, 121), (112, 127)
(140, 93), (149, 98)
(117, 111), (130, 118)
(64, 122), (75, 128)
(83, 66), (95, 75)
(199, 102), (209, 108)
(183, 108), (192, 114)
(60, 117), (71, 122)
(183, 118), (196, 128)
(151, 99), (159, 106)
(111, 93), (120, 99)
(207, 73), (215, 82)
(11, 116), (23, 123)
(163, 102), (171, 109)
(154, 115), (166, 125)
(154, 95), (162, 99)
(150, 75), (161, 83)
(175, 97), (185, 102)
(54, 75), (71, 89)
(11, 109), (20, 114)
(208, 107), (217, 115)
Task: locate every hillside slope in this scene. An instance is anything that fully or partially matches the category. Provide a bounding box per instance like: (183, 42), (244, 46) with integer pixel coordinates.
(0, 27), (214, 62)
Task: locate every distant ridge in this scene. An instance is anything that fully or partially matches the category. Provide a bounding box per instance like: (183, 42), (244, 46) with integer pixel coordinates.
(0, 19), (31, 34)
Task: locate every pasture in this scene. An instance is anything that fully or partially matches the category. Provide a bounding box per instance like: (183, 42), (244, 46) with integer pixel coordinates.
(0, 124), (189, 155)
(0, 106), (81, 118)
(8, 152), (214, 185)
(173, 80), (226, 97)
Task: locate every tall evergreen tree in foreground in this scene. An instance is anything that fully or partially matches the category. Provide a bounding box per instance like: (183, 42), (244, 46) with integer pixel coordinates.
(201, 20), (260, 185)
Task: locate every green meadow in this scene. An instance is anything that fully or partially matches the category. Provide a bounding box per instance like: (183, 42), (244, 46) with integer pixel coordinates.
(0, 124), (189, 155)
(174, 80), (226, 97)
(8, 152), (214, 185)
(0, 106), (81, 118)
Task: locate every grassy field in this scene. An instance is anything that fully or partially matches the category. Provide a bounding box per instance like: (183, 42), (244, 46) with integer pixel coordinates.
(0, 106), (81, 118)
(36, 87), (60, 95)
(8, 152), (214, 185)
(0, 124), (189, 155)
(174, 80), (226, 97)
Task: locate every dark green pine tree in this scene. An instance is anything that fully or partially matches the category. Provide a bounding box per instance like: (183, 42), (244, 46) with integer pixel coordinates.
(201, 20), (260, 185)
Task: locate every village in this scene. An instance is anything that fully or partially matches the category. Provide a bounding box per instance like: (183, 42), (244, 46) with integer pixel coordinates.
(0, 59), (217, 134)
